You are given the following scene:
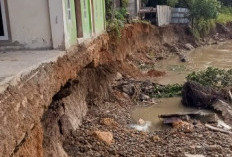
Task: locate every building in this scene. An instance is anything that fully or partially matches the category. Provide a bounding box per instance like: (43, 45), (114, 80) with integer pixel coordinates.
(114, 0), (140, 19)
(0, 0), (106, 50)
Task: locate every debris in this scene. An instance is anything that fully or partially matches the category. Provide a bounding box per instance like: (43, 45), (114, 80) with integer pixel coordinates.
(180, 55), (187, 62)
(139, 93), (150, 101)
(159, 112), (218, 124)
(205, 144), (222, 152)
(184, 43), (194, 50)
(100, 118), (119, 127)
(212, 100), (232, 125)
(172, 120), (194, 133)
(205, 124), (232, 135)
(182, 81), (232, 125)
(217, 119), (232, 130)
(115, 72), (123, 80)
(93, 131), (114, 145)
(152, 135), (161, 142)
(138, 118), (145, 125)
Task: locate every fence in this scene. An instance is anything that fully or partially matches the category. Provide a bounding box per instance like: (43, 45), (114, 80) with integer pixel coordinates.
(171, 8), (189, 24)
(157, 5), (172, 26)
(156, 5), (189, 26)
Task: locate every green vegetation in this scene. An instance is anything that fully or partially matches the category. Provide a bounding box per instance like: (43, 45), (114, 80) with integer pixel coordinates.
(151, 84), (183, 98)
(216, 6), (232, 24)
(146, 0), (232, 39)
(150, 67), (232, 98)
(105, 0), (129, 38)
(187, 67), (232, 88)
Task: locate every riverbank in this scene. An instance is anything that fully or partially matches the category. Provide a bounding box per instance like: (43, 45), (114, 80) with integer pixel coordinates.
(63, 96), (232, 157)
(61, 24), (232, 156)
(1, 22), (232, 157)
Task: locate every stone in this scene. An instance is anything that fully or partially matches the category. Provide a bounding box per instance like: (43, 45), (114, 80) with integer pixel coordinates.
(152, 135), (161, 142)
(115, 72), (123, 80)
(184, 43), (194, 50)
(93, 131), (114, 145)
(205, 145), (222, 152)
(122, 85), (135, 96)
(139, 94), (150, 101)
(179, 54), (188, 62)
(230, 145), (232, 151)
(138, 118), (145, 125)
(172, 120), (194, 133)
(100, 118), (119, 127)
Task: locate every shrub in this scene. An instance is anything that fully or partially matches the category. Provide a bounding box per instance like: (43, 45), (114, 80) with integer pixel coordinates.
(187, 67), (232, 88)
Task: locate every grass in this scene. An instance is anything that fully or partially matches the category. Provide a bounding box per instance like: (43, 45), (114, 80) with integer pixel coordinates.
(216, 13), (232, 24)
(216, 6), (232, 24)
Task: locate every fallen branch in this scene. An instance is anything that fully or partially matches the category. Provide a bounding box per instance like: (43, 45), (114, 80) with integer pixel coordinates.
(205, 124), (232, 135)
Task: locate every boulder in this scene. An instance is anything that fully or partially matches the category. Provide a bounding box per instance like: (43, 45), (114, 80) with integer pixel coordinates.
(93, 131), (114, 145)
(182, 81), (232, 125)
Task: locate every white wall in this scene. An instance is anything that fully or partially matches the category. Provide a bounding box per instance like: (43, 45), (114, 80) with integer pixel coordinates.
(7, 0), (52, 49)
(49, 0), (65, 50)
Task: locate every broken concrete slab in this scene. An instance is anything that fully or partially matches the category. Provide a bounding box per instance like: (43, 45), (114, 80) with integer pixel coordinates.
(159, 111), (218, 124)
(0, 50), (65, 93)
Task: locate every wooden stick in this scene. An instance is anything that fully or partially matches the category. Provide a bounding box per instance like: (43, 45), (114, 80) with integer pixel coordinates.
(205, 124), (232, 135)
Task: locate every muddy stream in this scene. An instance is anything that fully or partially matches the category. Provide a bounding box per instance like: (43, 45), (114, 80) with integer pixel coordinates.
(131, 41), (232, 131)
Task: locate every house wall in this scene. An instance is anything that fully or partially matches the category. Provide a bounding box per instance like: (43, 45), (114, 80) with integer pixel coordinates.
(80, 0), (92, 38)
(63, 0), (78, 48)
(48, 0), (65, 50)
(127, 0), (140, 19)
(7, 0), (52, 49)
(93, 0), (105, 34)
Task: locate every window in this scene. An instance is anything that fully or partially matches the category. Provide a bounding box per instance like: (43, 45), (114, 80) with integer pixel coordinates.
(67, 0), (71, 20)
(0, 0), (8, 40)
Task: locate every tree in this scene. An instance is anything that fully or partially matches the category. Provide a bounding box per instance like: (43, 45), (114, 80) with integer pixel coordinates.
(187, 0), (221, 38)
(187, 0), (221, 21)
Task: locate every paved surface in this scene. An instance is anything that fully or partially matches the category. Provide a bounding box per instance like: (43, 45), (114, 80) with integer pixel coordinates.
(0, 50), (65, 92)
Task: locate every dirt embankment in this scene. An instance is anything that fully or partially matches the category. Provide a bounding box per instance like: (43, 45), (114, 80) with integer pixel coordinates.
(1, 22), (231, 157)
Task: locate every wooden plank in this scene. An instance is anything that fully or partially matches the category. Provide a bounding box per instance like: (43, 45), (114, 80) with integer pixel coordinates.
(205, 124), (232, 135)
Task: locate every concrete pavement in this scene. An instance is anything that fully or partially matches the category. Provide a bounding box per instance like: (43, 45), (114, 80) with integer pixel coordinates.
(0, 50), (65, 93)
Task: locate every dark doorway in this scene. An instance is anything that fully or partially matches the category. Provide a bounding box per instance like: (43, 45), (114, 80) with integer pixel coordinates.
(0, 3), (4, 36)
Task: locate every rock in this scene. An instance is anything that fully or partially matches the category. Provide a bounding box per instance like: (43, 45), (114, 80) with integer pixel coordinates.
(100, 118), (119, 127)
(122, 84), (135, 96)
(152, 135), (161, 142)
(139, 94), (150, 101)
(212, 100), (232, 126)
(115, 72), (123, 80)
(138, 118), (145, 125)
(179, 54), (188, 62)
(195, 112), (219, 123)
(182, 81), (220, 108)
(185, 153), (205, 157)
(184, 43), (194, 50)
(205, 145), (222, 152)
(93, 131), (114, 145)
(163, 43), (179, 52)
(172, 120), (194, 133)
(230, 145), (232, 151)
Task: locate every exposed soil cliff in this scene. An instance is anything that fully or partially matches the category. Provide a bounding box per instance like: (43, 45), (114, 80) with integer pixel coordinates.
(1, 22), (231, 157)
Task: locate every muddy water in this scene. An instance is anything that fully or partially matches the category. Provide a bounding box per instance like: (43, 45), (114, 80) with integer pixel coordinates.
(154, 41), (232, 85)
(131, 41), (232, 131)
